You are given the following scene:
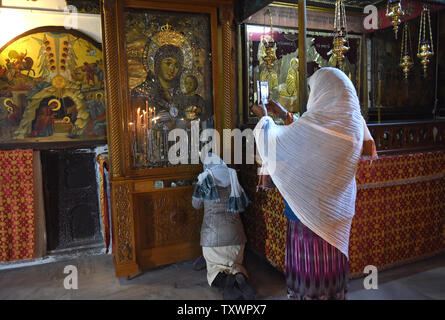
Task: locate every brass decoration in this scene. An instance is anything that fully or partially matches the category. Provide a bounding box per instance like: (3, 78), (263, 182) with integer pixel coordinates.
(279, 57), (299, 97)
(417, 4), (434, 78)
(259, 9), (278, 90)
(399, 22), (413, 80)
(386, 0), (405, 39)
(152, 23), (185, 48)
(49, 98), (61, 111)
(262, 9), (277, 71)
(332, 0), (349, 69)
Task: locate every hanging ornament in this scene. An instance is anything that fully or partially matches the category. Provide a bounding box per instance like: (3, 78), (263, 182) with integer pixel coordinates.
(417, 4), (434, 78)
(262, 9), (276, 72)
(332, 0), (349, 70)
(399, 22), (413, 80)
(386, 0), (405, 39)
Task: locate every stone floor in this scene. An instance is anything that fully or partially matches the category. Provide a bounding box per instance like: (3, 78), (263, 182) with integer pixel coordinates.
(0, 250), (444, 300)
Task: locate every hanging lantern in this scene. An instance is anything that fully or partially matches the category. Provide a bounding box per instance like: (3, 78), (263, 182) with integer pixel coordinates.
(386, 0), (405, 39)
(262, 9), (276, 72)
(332, 0), (349, 69)
(399, 22), (413, 80)
(417, 4), (434, 78)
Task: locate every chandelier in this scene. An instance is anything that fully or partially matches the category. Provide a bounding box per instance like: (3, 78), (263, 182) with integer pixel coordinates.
(386, 0), (405, 39)
(399, 22), (413, 80)
(332, 0), (349, 69)
(417, 4), (434, 78)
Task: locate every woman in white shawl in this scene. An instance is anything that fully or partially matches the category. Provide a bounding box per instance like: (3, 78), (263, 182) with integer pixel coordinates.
(252, 67), (376, 300)
(192, 153), (255, 300)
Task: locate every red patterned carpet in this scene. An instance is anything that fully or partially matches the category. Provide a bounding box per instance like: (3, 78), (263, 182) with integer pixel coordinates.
(0, 149), (35, 262)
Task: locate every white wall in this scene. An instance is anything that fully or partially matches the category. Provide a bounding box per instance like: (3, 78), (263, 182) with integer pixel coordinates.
(2, 0), (67, 10)
(0, 1), (102, 47)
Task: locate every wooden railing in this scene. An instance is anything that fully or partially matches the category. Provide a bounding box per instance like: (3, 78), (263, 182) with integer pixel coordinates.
(368, 120), (445, 155)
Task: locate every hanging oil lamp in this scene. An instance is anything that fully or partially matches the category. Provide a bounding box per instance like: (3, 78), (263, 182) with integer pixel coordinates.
(262, 9), (276, 72)
(386, 0), (405, 39)
(332, 0), (349, 69)
(417, 4), (434, 78)
(399, 22), (413, 80)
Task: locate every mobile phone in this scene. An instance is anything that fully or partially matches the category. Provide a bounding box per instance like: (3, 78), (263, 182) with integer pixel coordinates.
(260, 81), (269, 105)
(256, 80), (269, 105)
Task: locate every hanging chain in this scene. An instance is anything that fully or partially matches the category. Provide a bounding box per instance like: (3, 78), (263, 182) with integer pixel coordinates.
(408, 22), (413, 58)
(342, 0), (349, 46)
(401, 23), (405, 59)
(417, 4), (434, 54)
(423, 6), (426, 45)
(269, 9), (274, 40)
(428, 6), (434, 54)
(418, 6), (424, 54)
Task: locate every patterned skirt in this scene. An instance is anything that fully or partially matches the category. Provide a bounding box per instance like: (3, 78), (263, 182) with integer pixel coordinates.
(286, 219), (349, 300)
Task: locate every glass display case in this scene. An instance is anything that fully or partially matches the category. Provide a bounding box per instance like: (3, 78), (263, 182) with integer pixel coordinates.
(101, 0), (235, 278)
(244, 24), (363, 122)
(124, 8), (215, 169)
(239, 3), (366, 124)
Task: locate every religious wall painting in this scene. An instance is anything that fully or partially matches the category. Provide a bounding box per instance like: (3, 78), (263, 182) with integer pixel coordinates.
(245, 25), (362, 123)
(125, 9), (214, 169)
(0, 27), (106, 145)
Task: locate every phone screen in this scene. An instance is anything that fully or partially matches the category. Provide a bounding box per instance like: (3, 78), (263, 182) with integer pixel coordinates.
(256, 81), (269, 105)
(260, 81), (269, 105)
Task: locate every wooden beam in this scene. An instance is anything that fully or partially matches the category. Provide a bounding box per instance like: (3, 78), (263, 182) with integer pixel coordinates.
(298, 0), (308, 114)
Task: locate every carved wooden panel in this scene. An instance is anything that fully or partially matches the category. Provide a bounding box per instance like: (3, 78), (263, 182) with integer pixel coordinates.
(135, 187), (202, 250)
(114, 183), (134, 263)
(369, 121), (445, 155)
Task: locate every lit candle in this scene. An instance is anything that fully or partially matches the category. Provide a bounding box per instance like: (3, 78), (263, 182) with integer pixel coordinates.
(136, 107), (141, 150)
(128, 122), (135, 162)
(143, 110), (148, 154)
(128, 121), (134, 142)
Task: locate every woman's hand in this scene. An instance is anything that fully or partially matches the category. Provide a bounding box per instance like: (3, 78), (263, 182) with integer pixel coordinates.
(251, 102), (267, 118)
(266, 100), (287, 120)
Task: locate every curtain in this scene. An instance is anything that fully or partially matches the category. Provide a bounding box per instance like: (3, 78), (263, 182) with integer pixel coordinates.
(0, 149), (35, 262)
(33, 151), (46, 259)
(96, 153), (112, 254)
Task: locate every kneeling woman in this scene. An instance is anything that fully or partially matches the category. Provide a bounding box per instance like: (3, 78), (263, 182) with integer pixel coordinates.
(192, 153), (255, 300)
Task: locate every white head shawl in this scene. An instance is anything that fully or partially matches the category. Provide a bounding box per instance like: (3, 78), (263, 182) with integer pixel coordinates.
(254, 67), (367, 258)
(193, 153), (250, 213)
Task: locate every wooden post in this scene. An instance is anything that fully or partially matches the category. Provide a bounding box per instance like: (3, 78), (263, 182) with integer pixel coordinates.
(298, 0), (308, 114)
